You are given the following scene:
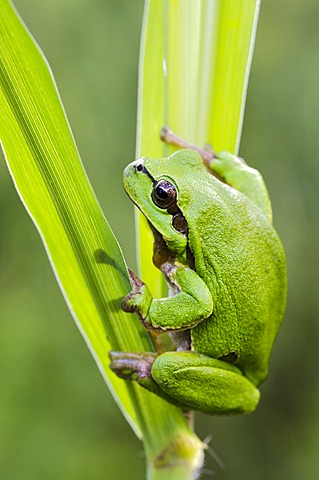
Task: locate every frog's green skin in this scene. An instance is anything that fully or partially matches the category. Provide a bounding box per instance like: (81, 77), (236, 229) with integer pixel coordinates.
(110, 149), (287, 414)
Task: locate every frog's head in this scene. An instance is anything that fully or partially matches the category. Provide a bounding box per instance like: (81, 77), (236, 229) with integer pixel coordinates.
(123, 149), (206, 261)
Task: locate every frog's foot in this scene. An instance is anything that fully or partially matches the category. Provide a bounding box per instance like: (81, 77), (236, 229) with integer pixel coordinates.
(121, 270), (153, 324)
(109, 351), (182, 405)
(121, 269), (145, 312)
(109, 351), (156, 380)
(127, 268), (145, 290)
(160, 126), (216, 165)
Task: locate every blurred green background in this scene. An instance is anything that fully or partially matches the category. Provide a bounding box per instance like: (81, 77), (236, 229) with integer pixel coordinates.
(1, 1), (318, 479)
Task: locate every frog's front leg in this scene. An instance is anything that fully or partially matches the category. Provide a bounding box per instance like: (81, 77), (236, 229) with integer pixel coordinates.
(122, 263), (213, 332)
(110, 351), (260, 414)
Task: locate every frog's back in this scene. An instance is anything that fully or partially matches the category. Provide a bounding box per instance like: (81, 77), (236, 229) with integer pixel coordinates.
(187, 175), (287, 386)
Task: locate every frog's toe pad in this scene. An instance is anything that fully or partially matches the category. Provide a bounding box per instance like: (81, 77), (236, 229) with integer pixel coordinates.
(109, 351), (156, 381)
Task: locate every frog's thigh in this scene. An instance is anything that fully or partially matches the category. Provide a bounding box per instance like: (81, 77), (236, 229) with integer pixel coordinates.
(152, 351), (260, 414)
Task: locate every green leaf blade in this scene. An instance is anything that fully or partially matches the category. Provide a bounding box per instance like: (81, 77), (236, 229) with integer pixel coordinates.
(0, 0), (153, 437)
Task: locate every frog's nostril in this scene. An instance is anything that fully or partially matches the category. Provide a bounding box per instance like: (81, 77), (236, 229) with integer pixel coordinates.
(135, 163), (144, 172)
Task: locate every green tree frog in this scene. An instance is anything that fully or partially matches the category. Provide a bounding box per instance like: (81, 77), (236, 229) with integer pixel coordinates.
(110, 128), (287, 414)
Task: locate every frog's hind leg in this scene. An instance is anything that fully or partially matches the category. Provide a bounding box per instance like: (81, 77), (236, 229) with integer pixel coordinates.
(110, 350), (260, 414)
(152, 351), (260, 414)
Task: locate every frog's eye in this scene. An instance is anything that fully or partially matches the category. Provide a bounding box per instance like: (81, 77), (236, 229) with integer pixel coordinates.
(152, 180), (177, 209)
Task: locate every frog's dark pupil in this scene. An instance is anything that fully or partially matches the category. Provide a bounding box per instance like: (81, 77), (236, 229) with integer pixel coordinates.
(156, 187), (168, 199)
(136, 164), (143, 172)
